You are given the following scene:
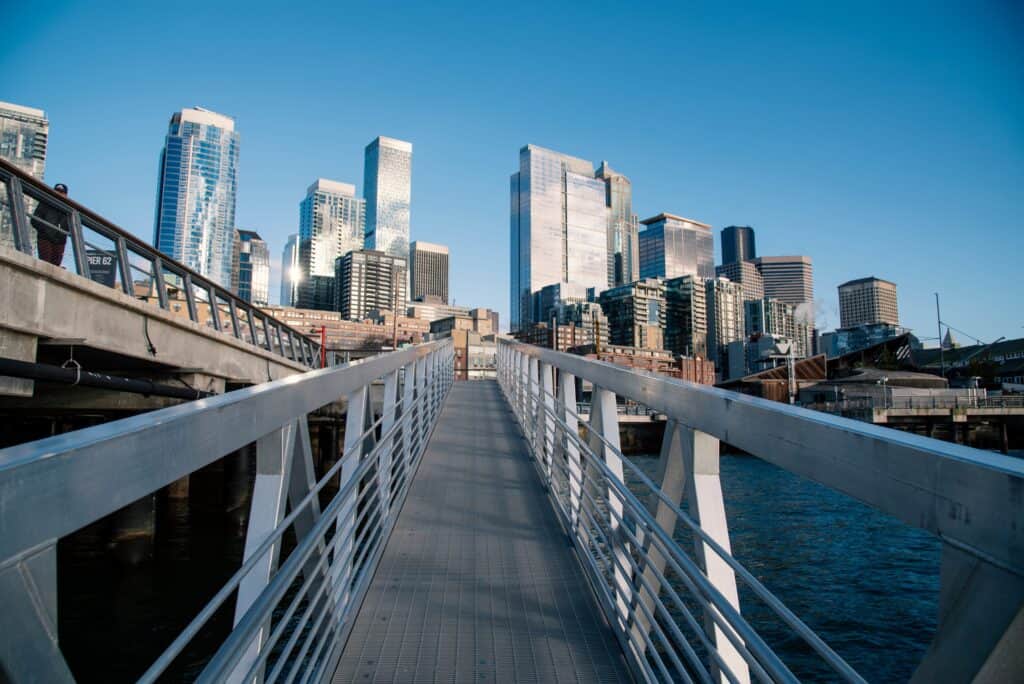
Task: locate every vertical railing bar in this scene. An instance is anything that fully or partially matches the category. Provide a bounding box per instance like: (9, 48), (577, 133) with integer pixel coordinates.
(7, 176), (33, 254)
(207, 284), (223, 332)
(183, 273), (199, 323)
(152, 257), (169, 309)
(68, 210), (91, 279)
(116, 237), (133, 296)
(227, 298), (242, 339)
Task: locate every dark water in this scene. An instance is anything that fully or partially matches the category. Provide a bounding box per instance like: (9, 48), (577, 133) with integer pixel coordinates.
(624, 453), (940, 683)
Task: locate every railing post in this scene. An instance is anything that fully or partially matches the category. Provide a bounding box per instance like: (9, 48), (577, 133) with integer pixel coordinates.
(68, 211), (91, 278)
(587, 387), (633, 637)
(519, 352), (529, 421)
(6, 177), (33, 254)
(228, 422), (298, 684)
(399, 360), (417, 483)
(538, 362), (555, 485)
(558, 370), (582, 532)
(527, 357), (539, 449)
(379, 369), (400, 520)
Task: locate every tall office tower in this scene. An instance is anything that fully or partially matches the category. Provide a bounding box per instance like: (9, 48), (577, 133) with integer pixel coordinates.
(838, 277), (899, 328)
(510, 145), (608, 332)
(0, 101), (48, 250)
(721, 225), (756, 264)
(363, 136), (412, 258)
(595, 161), (639, 288)
(154, 107), (240, 287)
(598, 278), (666, 350)
(751, 256), (814, 305)
(230, 229), (270, 306)
(297, 179), (366, 310)
(706, 277), (746, 369)
(0, 101), (48, 179)
(715, 261), (764, 301)
(335, 250), (408, 321)
(409, 241), (449, 303)
(638, 214), (714, 281)
(664, 275), (708, 359)
(280, 233), (299, 306)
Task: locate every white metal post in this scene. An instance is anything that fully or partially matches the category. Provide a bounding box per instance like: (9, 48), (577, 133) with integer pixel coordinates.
(559, 370), (582, 532)
(539, 362), (555, 485)
(587, 387), (633, 636)
(379, 369), (400, 518)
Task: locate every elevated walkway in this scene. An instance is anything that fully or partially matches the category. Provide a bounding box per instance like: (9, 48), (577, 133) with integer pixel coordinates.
(333, 381), (631, 683)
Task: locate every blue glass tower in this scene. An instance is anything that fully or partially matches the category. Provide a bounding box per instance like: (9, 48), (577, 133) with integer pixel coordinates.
(154, 107), (240, 287)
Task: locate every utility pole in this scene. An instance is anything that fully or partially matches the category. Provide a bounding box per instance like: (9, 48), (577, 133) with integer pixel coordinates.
(935, 292), (944, 379)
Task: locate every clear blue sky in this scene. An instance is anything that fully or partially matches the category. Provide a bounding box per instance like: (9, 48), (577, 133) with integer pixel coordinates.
(3, 1), (1021, 342)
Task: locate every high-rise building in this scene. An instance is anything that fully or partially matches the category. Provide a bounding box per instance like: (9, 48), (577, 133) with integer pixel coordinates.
(335, 250), (407, 321)
(363, 136), (412, 258)
(297, 179), (366, 311)
(720, 225), (756, 264)
(280, 233), (299, 306)
(510, 145), (608, 331)
(715, 260), (764, 301)
(751, 256), (814, 305)
(838, 277), (899, 328)
(409, 241), (449, 303)
(595, 161), (639, 288)
(598, 278), (666, 350)
(230, 229), (270, 306)
(0, 101), (48, 179)
(745, 298), (812, 358)
(706, 277), (746, 371)
(664, 275), (708, 359)
(0, 101), (48, 250)
(154, 107), (240, 287)
(638, 213), (714, 281)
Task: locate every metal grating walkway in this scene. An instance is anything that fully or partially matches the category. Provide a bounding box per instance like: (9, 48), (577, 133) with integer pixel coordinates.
(332, 380), (631, 683)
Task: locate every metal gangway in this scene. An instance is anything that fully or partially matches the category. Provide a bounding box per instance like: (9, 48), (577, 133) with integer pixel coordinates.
(1, 337), (1022, 682)
(0, 158), (321, 368)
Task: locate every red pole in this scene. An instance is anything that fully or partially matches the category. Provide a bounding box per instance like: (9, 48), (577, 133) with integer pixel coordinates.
(320, 326), (326, 368)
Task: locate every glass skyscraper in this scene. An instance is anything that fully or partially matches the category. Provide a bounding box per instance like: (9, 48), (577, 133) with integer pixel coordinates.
(363, 136), (412, 258)
(280, 233), (299, 306)
(595, 161), (639, 288)
(153, 107), (240, 287)
(638, 213), (714, 281)
(510, 145), (608, 332)
(721, 225), (756, 264)
(231, 229), (270, 306)
(297, 178), (366, 310)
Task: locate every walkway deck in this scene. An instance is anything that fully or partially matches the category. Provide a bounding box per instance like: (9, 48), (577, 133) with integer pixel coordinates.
(332, 380), (631, 683)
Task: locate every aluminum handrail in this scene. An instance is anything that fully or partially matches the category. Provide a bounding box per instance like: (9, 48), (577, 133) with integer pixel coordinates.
(497, 338), (1024, 683)
(0, 339), (453, 683)
(0, 158), (320, 367)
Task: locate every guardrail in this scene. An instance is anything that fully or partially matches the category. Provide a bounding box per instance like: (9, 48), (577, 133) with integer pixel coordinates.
(497, 338), (1024, 683)
(807, 394), (1024, 412)
(0, 339), (453, 683)
(0, 158), (320, 368)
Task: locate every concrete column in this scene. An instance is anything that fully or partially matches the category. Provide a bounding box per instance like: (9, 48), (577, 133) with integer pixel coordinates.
(167, 475), (190, 499)
(111, 494), (156, 566)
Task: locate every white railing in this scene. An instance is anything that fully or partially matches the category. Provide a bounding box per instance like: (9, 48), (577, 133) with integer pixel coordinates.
(0, 340), (453, 683)
(497, 338), (1024, 683)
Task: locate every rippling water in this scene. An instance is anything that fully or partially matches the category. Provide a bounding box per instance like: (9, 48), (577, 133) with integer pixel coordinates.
(624, 453), (940, 683)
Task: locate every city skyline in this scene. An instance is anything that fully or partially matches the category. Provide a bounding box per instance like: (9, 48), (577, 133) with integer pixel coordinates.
(2, 2), (1021, 342)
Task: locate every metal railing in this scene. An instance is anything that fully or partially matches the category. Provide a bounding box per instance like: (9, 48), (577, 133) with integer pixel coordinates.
(0, 158), (320, 368)
(497, 339), (1024, 683)
(0, 339), (453, 683)
(806, 394), (1024, 413)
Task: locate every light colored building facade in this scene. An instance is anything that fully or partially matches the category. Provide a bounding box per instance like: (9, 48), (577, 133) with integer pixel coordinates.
(751, 256), (814, 305)
(297, 178), (365, 310)
(363, 136), (412, 258)
(745, 297), (812, 358)
(706, 277), (746, 372)
(335, 249), (407, 321)
(720, 225), (756, 264)
(230, 229), (270, 306)
(510, 144), (608, 331)
(638, 213), (714, 281)
(154, 107), (240, 287)
(838, 276), (899, 328)
(0, 101), (48, 179)
(715, 260), (764, 302)
(406, 296), (470, 323)
(409, 240), (449, 303)
(598, 278), (666, 350)
(595, 161), (639, 288)
(280, 233), (299, 306)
